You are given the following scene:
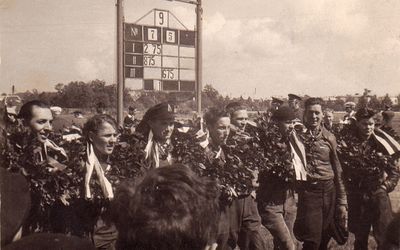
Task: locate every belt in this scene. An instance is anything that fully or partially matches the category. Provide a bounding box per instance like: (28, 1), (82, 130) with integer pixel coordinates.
(296, 179), (334, 190)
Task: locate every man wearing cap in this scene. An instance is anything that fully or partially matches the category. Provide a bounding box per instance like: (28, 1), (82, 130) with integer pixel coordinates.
(134, 102), (176, 168)
(258, 106), (305, 250)
(271, 97), (284, 111)
(288, 94), (303, 123)
(123, 106), (138, 133)
(337, 108), (400, 249)
(293, 97), (347, 249)
(342, 102), (356, 125)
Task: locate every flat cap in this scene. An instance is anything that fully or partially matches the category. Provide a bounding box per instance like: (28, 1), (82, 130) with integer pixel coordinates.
(355, 107), (376, 120)
(271, 97), (284, 105)
(272, 106), (296, 121)
(288, 94), (302, 101)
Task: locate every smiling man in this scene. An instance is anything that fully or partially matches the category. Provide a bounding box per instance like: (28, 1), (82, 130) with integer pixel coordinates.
(293, 98), (347, 250)
(338, 108), (400, 249)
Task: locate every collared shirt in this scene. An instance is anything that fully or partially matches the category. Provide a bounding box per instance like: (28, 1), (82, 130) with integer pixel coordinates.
(305, 129), (335, 181)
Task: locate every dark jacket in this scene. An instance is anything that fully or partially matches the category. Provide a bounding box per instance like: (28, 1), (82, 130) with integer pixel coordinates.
(319, 127), (347, 206)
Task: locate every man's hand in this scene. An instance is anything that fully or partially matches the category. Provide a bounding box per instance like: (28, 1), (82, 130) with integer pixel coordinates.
(337, 205), (348, 230)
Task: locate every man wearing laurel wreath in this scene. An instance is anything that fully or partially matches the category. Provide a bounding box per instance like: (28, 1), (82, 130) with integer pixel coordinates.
(225, 102), (268, 250)
(12, 100), (71, 234)
(258, 106), (300, 250)
(293, 98), (348, 250)
(337, 108), (400, 249)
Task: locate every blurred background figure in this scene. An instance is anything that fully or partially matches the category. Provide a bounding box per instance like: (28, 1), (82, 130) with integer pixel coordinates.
(50, 106), (62, 117)
(288, 94), (303, 123)
(323, 108), (335, 132)
(96, 102), (107, 115)
(342, 102), (356, 125)
(123, 106), (138, 134)
(112, 164), (220, 250)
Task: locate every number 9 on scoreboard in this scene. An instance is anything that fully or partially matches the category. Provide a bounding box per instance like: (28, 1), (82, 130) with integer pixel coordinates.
(155, 10), (168, 27)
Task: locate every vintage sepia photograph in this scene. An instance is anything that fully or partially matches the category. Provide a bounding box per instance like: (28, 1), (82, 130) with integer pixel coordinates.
(1, 0), (400, 249)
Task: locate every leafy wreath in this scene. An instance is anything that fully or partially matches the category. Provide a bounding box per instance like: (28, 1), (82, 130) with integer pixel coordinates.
(172, 129), (264, 204)
(336, 128), (394, 189)
(259, 123), (295, 184)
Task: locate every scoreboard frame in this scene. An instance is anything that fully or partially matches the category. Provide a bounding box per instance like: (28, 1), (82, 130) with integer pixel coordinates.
(124, 9), (196, 93)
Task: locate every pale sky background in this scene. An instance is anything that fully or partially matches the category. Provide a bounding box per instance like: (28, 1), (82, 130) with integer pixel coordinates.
(1, 0), (400, 98)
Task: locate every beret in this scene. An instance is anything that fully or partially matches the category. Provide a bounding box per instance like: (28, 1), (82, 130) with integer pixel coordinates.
(272, 106), (296, 121)
(142, 102), (175, 121)
(288, 94), (302, 101)
(355, 107), (376, 120)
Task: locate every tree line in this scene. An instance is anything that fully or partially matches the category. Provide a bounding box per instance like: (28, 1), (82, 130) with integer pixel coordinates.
(13, 80), (400, 112)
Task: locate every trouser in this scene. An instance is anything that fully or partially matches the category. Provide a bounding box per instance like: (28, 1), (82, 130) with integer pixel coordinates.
(259, 189), (297, 250)
(217, 195), (266, 250)
(294, 179), (335, 250)
(92, 216), (118, 250)
(348, 188), (393, 250)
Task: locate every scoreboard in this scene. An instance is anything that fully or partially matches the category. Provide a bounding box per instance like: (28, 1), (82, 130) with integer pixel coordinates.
(124, 11), (196, 92)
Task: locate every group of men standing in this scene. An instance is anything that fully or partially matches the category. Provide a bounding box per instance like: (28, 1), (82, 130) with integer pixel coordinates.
(1, 95), (399, 250)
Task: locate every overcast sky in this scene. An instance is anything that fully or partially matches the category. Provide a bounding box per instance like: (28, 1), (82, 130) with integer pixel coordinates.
(1, 0), (400, 98)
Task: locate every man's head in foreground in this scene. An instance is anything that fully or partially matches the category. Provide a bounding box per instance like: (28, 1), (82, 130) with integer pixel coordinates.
(112, 164), (220, 250)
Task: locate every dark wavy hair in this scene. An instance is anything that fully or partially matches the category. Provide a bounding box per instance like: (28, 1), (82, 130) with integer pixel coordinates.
(225, 102), (247, 117)
(82, 114), (118, 142)
(18, 100), (50, 122)
(112, 164), (220, 250)
(304, 97), (324, 110)
(204, 107), (230, 127)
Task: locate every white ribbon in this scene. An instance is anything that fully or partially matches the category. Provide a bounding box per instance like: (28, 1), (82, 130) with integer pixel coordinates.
(84, 143), (114, 199)
(289, 132), (308, 181)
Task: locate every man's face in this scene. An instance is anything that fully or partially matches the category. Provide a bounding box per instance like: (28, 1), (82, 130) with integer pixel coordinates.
(148, 118), (175, 142)
(324, 112), (334, 125)
(208, 117), (230, 146)
(128, 109), (135, 116)
(90, 122), (118, 156)
(356, 117), (375, 139)
(278, 120), (295, 134)
(28, 106), (53, 143)
(305, 104), (323, 129)
(289, 99), (299, 110)
(231, 109), (248, 131)
(345, 107), (353, 114)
